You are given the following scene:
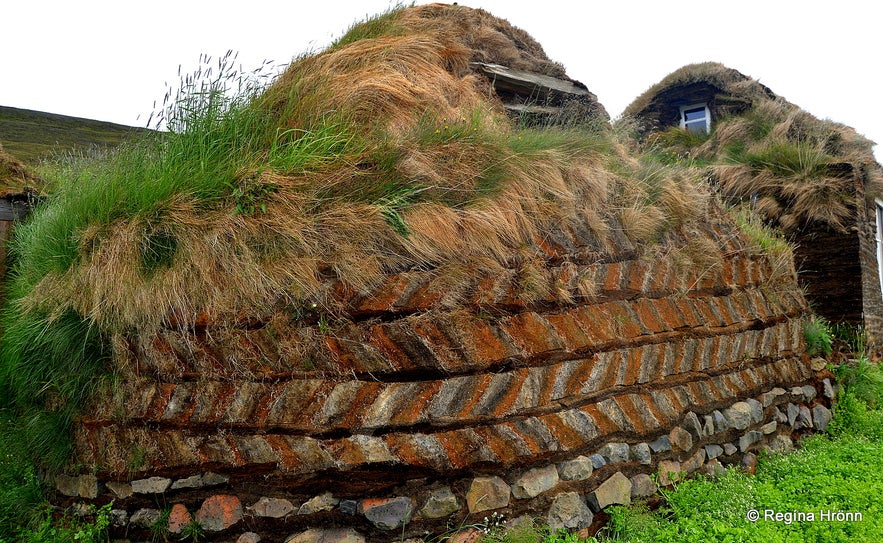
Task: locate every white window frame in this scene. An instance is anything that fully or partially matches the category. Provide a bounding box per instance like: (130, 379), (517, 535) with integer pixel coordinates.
(680, 103), (711, 134)
(875, 199), (883, 299)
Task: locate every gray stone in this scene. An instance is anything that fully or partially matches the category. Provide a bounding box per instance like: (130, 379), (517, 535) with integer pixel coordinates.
(802, 385), (818, 402)
(106, 481), (133, 499)
(711, 410), (729, 433)
(201, 472), (229, 487)
(723, 442), (738, 456)
(741, 452), (758, 473)
(589, 453), (607, 469)
(629, 443), (652, 465)
(360, 497), (413, 530)
(701, 458), (726, 478)
(787, 403), (800, 427)
(702, 415), (715, 437)
(339, 500), (359, 516)
(130, 508), (161, 528)
(109, 509), (128, 527)
(682, 412), (704, 439)
(657, 460), (683, 486)
(419, 487), (459, 519)
(511, 465), (559, 499)
(598, 442), (630, 464)
(558, 456), (593, 481)
(812, 405), (833, 432)
(298, 492), (339, 515)
(723, 402), (752, 430)
(769, 434), (794, 454)
(790, 386), (805, 398)
(759, 391), (776, 408)
(249, 497), (295, 518)
(761, 421), (777, 434)
(822, 378), (836, 400)
(131, 476), (171, 495)
(668, 426), (693, 452)
(238, 533), (262, 543)
(171, 475), (204, 490)
(704, 444), (724, 460)
(466, 476), (510, 513)
(745, 398), (764, 424)
(78, 475), (98, 499)
(771, 387), (787, 397)
(774, 407), (788, 424)
(285, 528), (365, 543)
(55, 474), (80, 497)
(738, 431), (763, 452)
(547, 492), (593, 530)
(810, 357), (827, 371)
(797, 406), (813, 429)
(648, 435), (671, 453)
(629, 474), (657, 498)
(587, 471), (632, 512)
(682, 448), (706, 473)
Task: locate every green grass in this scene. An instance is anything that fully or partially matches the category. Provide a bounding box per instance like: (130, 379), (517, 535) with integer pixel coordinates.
(0, 105), (148, 165)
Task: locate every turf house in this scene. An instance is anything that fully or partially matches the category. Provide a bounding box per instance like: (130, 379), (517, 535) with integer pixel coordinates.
(0, 4), (872, 542)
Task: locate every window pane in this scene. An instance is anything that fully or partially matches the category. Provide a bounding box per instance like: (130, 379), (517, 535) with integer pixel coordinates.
(685, 122), (707, 135)
(684, 108), (706, 122)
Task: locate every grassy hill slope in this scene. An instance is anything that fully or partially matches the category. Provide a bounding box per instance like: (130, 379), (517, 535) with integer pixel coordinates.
(0, 105), (148, 164)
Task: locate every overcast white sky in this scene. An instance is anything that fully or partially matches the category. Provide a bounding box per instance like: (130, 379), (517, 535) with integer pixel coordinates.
(2, 1), (881, 159)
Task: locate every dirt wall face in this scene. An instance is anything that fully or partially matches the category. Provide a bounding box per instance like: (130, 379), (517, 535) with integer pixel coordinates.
(56, 211), (828, 542)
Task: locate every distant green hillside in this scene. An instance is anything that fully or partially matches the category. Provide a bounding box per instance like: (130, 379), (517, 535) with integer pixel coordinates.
(0, 105), (149, 165)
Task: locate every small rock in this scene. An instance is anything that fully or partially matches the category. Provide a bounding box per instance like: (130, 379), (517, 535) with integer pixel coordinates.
(285, 528), (365, 543)
(598, 442), (630, 464)
(109, 509), (128, 527)
(78, 475), (99, 499)
(629, 443), (652, 465)
(547, 492), (593, 530)
(723, 443), (738, 456)
(812, 405), (833, 432)
(657, 460), (682, 486)
(106, 481), (133, 499)
(298, 491), (339, 515)
(822, 378), (836, 400)
(771, 387), (787, 397)
(629, 474), (657, 498)
(511, 465), (559, 499)
(249, 497), (294, 518)
(738, 431), (763, 452)
(701, 458), (726, 478)
(167, 503), (191, 534)
(810, 357), (828, 371)
(711, 410), (729, 433)
(238, 533), (262, 543)
(131, 476), (172, 495)
(761, 421), (777, 434)
(171, 475), (204, 490)
(446, 528), (482, 543)
(196, 495), (243, 531)
(466, 476), (510, 513)
(55, 474), (80, 498)
(786, 403), (800, 427)
(682, 448), (706, 473)
(419, 487), (459, 519)
(723, 402), (752, 430)
(774, 407), (788, 424)
(704, 444), (723, 460)
(759, 391), (776, 408)
(648, 435), (671, 453)
(586, 471), (632, 512)
(668, 426), (693, 452)
(558, 456), (593, 481)
(797, 406), (813, 429)
(338, 499), (359, 516)
(359, 497), (413, 530)
(588, 454), (607, 469)
(741, 452), (758, 474)
(201, 472), (229, 487)
(682, 412), (703, 439)
(130, 508), (161, 528)
(790, 386), (804, 398)
(745, 398), (764, 424)
(702, 415), (714, 437)
(769, 434), (794, 454)
(802, 385), (817, 402)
